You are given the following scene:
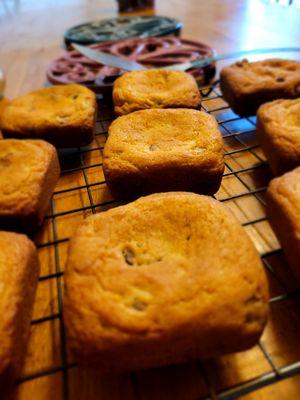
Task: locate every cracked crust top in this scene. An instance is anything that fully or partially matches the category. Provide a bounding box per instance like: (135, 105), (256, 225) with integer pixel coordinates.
(103, 108), (224, 176)
(258, 98), (300, 129)
(103, 108), (224, 197)
(257, 98), (300, 175)
(64, 192), (268, 371)
(0, 139), (60, 229)
(0, 85), (96, 147)
(220, 58), (300, 116)
(113, 69), (201, 116)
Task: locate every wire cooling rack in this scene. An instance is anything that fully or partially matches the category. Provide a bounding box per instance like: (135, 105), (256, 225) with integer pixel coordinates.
(15, 82), (300, 400)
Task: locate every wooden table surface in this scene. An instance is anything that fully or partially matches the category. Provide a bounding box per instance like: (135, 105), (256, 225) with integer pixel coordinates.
(1, 0), (300, 97)
(1, 1), (300, 399)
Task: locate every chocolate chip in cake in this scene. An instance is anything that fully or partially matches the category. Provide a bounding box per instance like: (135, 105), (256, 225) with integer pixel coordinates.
(132, 300), (148, 311)
(122, 247), (135, 265)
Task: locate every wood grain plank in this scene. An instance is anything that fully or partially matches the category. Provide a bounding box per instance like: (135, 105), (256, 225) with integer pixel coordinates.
(1, 1), (300, 399)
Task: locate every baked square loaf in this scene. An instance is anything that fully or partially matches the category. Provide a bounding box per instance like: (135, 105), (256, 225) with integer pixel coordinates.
(113, 69), (201, 115)
(266, 167), (300, 281)
(220, 58), (300, 116)
(257, 98), (300, 175)
(103, 108), (224, 198)
(64, 192), (269, 372)
(0, 85), (97, 148)
(0, 139), (60, 234)
(0, 231), (39, 393)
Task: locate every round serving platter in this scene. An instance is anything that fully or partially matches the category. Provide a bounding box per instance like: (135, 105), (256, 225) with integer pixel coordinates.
(64, 16), (183, 47)
(47, 36), (216, 94)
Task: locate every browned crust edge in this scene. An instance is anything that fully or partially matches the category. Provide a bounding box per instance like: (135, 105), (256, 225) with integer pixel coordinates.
(0, 142), (60, 235)
(266, 174), (300, 281)
(0, 234), (40, 395)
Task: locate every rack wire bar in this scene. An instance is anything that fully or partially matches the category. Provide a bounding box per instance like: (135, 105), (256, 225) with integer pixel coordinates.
(16, 82), (300, 400)
(205, 361), (300, 400)
(50, 198), (70, 399)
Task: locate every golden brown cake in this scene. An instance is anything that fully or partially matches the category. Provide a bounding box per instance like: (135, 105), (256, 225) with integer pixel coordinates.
(257, 98), (300, 175)
(0, 231), (40, 393)
(113, 69), (201, 116)
(220, 58), (300, 116)
(103, 109), (224, 198)
(0, 98), (9, 124)
(64, 192), (269, 372)
(266, 167), (300, 281)
(0, 85), (97, 148)
(0, 139), (60, 234)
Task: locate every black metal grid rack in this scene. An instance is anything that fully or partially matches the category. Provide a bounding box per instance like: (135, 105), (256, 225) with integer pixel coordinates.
(16, 82), (300, 400)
